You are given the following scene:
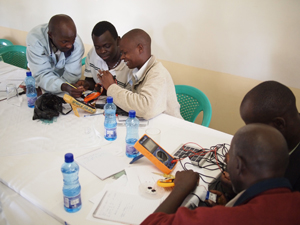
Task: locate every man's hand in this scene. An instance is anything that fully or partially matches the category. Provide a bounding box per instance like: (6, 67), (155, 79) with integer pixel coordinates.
(61, 83), (84, 98)
(173, 170), (199, 195)
(205, 190), (227, 206)
(154, 170), (199, 214)
(75, 80), (90, 90)
(220, 171), (232, 188)
(98, 70), (115, 90)
(220, 171), (236, 201)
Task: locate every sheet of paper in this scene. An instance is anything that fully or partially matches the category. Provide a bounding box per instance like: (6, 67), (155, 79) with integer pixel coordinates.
(75, 146), (130, 180)
(93, 190), (160, 225)
(89, 175), (128, 204)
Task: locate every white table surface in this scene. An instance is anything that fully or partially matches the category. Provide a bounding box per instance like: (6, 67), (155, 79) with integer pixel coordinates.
(0, 63), (233, 225)
(0, 182), (62, 225)
(0, 61), (26, 100)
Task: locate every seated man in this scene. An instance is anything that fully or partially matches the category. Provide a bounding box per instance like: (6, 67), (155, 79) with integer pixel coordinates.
(26, 14), (85, 98)
(209, 81), (300, 205)
(142, 124), (300, 224)
(240, 81), (300, 191)
(76, 21), (132, 92)
(99, 29), (182, 120)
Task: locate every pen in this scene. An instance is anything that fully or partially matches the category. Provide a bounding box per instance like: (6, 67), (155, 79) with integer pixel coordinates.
(84, 113), (103, 117)
(129, 154), (144, 164)
(66, 82), (86, 95)
(66, 82), (77, 89)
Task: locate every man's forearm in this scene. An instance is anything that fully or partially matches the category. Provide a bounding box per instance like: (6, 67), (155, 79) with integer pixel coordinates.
(154, 170), (199, 214)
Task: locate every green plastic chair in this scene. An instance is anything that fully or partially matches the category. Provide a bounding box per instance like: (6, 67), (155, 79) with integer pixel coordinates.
(175, 85), (212, 126)
(0, 39), (13, 49)
(0, 45), (27, 69)
(81, 57), (86, 66)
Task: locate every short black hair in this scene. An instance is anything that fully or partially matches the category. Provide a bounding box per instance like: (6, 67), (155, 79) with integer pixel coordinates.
(241, 80), (296, 122)
(92, 21), (118, 39)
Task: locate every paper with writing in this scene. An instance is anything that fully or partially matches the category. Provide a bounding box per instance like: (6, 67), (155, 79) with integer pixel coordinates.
(93, 190), (160, 225)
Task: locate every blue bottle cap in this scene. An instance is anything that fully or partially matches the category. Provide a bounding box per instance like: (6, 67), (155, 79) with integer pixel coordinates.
(107, 96), (113, 103)
(129, 110), (136, 118)
(64, 153), (74, 163)
(26, 71), (32, 77)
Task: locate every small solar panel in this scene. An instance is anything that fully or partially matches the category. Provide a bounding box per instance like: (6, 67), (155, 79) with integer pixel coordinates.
(172, 144), (210, 167)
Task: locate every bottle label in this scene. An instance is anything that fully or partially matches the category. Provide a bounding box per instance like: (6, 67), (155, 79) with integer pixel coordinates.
(64, 193), (82, 209)
(126, 144), (139, 155)
(27, 95), (37, 106)
(105, 127), (117, 139)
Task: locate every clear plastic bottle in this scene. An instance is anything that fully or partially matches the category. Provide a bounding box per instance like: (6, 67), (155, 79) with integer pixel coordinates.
(61, 153), (82, 213)
(125, 110), (140, 158)
(25, 71), (37, 108)
(104, 96), (117, 141)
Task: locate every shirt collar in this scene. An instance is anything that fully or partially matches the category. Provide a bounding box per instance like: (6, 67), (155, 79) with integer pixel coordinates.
(94, 51), (125, 77)
(233, 177), (292, 207)
(49, 38), (58, 53)
(289, 141), (300, 155)
(49, 37), (74, 59)
(132, 56), (152, 82)
(225, 190), (245, 207)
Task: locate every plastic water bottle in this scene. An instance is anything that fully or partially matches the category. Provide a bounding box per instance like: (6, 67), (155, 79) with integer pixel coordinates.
(125, 110), (140, 158)
(61, 153), (82, 213)
(104, 96), (117, 141)
(25, 71), (37, 108)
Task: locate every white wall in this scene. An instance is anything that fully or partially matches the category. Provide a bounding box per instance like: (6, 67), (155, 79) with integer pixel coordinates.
(1, 0), (300, 88)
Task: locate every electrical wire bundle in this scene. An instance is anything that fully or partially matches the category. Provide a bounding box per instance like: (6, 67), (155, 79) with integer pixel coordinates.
(177, 143), (230, 185)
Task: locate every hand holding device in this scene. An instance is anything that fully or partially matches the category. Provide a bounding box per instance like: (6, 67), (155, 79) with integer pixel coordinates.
(61, 83), (85, 98)
(154, 172), (176, 187)
(98, 70), (117, 90)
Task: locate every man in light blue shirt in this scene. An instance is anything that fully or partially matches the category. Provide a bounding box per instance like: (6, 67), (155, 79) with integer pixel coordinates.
(26, 14), (85, 98)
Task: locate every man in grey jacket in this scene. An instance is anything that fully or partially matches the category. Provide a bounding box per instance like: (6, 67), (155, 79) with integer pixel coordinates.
(26, 14), (85, 98)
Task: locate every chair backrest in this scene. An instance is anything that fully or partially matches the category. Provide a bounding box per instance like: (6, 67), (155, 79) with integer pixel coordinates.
(175, 85), (212, 126)
(0, 39), (13, 49)
(81, 57), (86, 66)
(0, 45), (27, 69)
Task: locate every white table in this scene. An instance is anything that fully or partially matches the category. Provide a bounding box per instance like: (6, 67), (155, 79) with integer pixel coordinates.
(0, 61), (26, 100)
(0, 182), (62, 225)
(0, 63), (233, 225)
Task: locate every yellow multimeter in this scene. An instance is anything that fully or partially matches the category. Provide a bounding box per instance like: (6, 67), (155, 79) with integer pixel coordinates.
(157, 178), (175, 187)
(133, 134), (178, 174)
(63, 94), (96, 117)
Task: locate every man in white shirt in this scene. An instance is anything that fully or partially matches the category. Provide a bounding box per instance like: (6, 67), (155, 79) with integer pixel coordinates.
(76, 21), (132, 93)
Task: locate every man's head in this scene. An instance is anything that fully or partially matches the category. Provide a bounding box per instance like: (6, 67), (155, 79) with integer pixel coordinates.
(48, 14), (76, 52)
(227, 123), (289, 193)
(240, 81), (300, 150)
(120, 29), (151, 69)
(92, 21), (120, 63)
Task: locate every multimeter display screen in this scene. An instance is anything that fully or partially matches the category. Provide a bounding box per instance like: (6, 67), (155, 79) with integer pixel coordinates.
(142, 138), (158, 153)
